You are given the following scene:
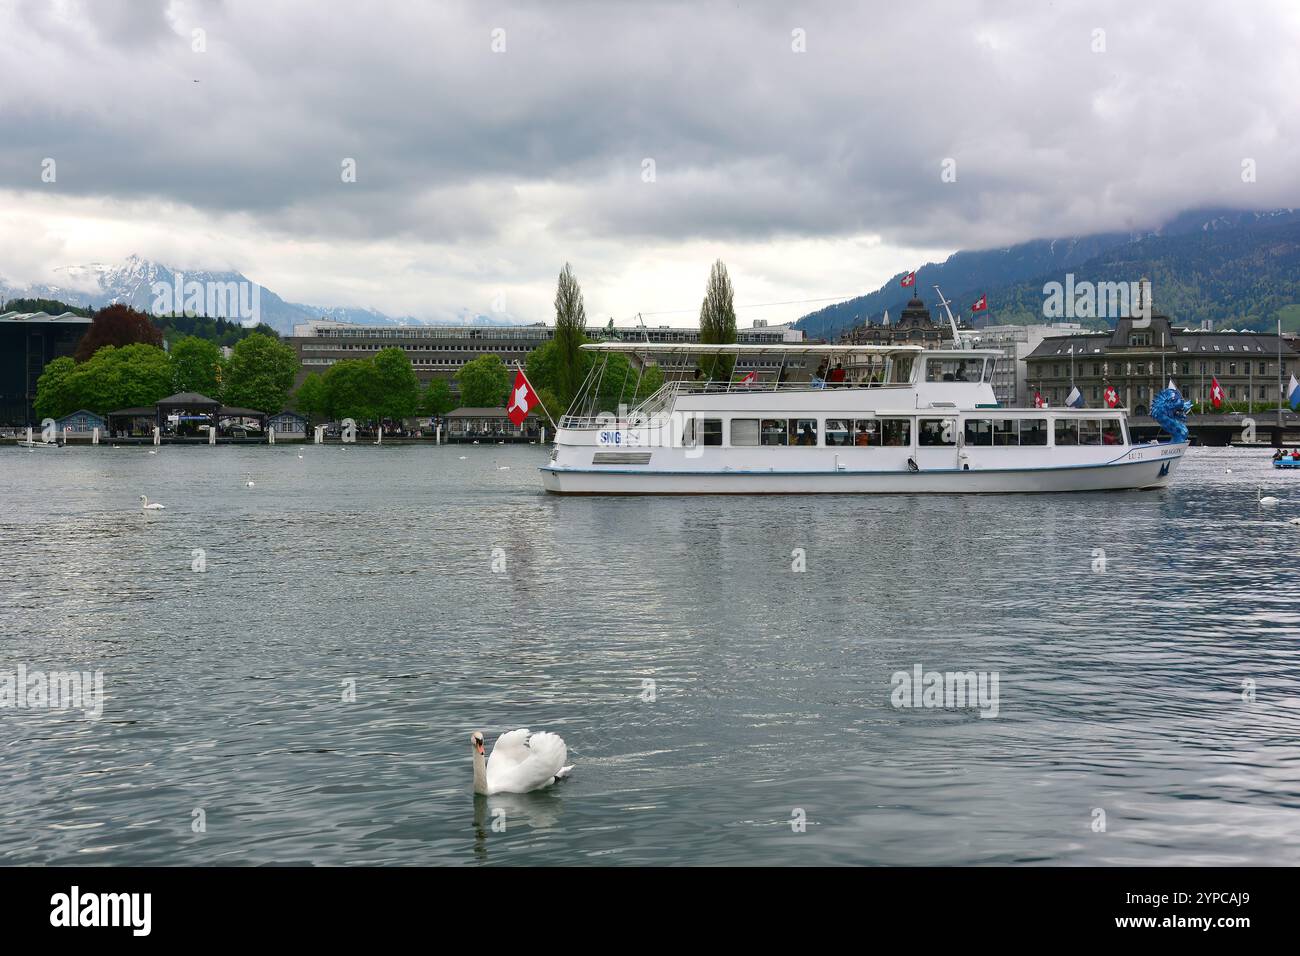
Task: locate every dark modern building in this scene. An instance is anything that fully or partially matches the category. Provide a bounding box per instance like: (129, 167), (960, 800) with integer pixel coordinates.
(0, 311), (92, 425)
(1025, 308), (1300, 412)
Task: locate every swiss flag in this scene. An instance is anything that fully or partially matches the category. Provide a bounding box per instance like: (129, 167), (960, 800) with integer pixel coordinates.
(971, 293), (987, 313)
(738, 370), (757, 386)
(900, 271), (916, 288)
(506, 368), (540, 426)
(1209, 376), (1224, 409)
(1033, 390), (1044, 409)
(1104, 385), (1119, 408)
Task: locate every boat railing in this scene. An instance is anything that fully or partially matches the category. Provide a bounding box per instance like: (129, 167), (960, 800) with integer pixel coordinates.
(558, 379), (910, 430)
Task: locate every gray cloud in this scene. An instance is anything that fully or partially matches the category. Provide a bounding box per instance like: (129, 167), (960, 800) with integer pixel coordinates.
(1, 0), (1298, 317)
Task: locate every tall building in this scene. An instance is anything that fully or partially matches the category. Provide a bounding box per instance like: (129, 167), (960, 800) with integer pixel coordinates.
(0, 311), (92, 425)
(968, 323), (1082, 406)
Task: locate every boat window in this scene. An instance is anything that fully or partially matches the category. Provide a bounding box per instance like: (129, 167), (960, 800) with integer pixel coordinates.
(760, 419), (788, 446)
(824, 419), (851, 446)
(1079, 419), (1103, 446)
(1019, 419), (1048, 446)
(925, 358), (981, 383)
(702, 419), (723, 446)
(993, 420), (1017, 446)
(789, 419), (818, 446)
(879, 419), (911, 446)
(918, 418), (957, 446)
(1054, 419), (1080, 446)
(981, 358), (994, 383)
(964, 419), (994, 446)
(852, 419), (878, 446)
(889, 355), (915, 383)
(1102, 419), (1123, 446)
(730, 418), (760, 447)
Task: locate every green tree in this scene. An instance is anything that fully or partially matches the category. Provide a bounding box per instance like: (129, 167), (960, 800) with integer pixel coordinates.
(421, 378), (456, 417)
(372, 347), (421, 421)
(455, 354), (511, 407)
(223, 332), (297, 412)
(553, 263), (587, 406)
(294, 373), (328, 422)
(322, 358), (379, 422)
(698, 259), (737, 380)
(170, 336), (225, 398)
(34, 356), (78, 419)
(63, 344), (173, 414)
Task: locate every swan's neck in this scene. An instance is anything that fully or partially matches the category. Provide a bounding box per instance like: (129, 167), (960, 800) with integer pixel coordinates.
(473, 748), (489, 795)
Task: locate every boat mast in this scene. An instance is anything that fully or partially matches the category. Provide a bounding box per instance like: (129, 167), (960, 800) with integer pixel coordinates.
(933, 285), (963, 348)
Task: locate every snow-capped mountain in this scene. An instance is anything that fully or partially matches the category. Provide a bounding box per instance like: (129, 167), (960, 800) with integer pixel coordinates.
(0, 255), (518, 333)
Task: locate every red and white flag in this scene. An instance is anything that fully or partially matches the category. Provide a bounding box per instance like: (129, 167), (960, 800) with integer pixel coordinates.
(738, 370), (757, 386)
(1103, 385), (1119, 408)
(1209, 376), (1224, 409)
(506, 368), (540, 426)
(971, 293), (987, 313)
(1033, 390), (1044, 409)
(900, 271), (916, 288)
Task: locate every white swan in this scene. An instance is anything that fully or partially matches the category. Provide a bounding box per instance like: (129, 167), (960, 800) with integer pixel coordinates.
(472, 729), (573, 795)
(1288, 516), (1300, 526)
(139, 495), (165, 510)
(1259, 487), (1279, 507)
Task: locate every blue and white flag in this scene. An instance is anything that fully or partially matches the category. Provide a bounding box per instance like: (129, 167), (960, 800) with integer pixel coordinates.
(1289, 374), (1300, 411)
(1066, 385), (1085, 408)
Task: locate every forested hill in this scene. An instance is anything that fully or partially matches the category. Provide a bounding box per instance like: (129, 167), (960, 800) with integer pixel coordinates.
(795, 208), (1300, 339)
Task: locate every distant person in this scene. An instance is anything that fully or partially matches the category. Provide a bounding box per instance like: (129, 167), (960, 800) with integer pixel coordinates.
(829, 362), (846, 387)
(798, 423), (816, 446)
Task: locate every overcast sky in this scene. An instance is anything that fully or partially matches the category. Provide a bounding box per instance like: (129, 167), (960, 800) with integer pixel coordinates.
(1, 0), (1298, 325)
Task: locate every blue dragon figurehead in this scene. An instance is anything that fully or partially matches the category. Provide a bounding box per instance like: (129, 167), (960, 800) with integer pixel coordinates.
(1149, 387), (1193, 443)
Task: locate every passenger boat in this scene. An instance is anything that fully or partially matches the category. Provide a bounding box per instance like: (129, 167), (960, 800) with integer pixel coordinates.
(1272, 455), (1300, 469)
(540, 342), (1189, 495)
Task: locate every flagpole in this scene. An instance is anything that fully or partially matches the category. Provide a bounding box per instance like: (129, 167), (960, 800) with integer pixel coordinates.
(514, 361), (557, 431)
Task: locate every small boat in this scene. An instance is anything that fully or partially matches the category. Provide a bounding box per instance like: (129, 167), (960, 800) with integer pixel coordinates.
(1272, 457), (1300, 469)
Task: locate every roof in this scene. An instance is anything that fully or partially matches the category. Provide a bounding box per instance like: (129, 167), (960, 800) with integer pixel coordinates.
(447, 406), (538, 418)
(54, 409), (107, 421)
(157, 391), (220, 405)
(107, 407), (156, 416)
(1027, 328), (1300, 360)
(582, 342), (923, 355)
(217, 406), (266, 417)
(0, 310), (92, 325)
(268, 410), (307, 419)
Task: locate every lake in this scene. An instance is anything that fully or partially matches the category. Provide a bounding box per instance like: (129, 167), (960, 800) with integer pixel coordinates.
(2, 442), (1298, 865)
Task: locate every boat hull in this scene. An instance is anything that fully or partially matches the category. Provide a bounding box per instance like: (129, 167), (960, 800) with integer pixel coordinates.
(541, 443), (1187, 495)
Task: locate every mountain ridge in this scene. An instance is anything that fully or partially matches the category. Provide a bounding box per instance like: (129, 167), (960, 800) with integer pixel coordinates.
(0, 255), (516, 334)
(795, 208), (1300, 339)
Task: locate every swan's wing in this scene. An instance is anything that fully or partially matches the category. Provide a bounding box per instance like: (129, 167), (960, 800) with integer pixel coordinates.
(487, 728), (531, 774)
(486, 731), (569, 793)
(523, 731), (568, 781)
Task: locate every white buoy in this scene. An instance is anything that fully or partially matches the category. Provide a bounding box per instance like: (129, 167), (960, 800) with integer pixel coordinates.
(375, 426), (383, 445)
(62, 426), (69, 446)
(209, 424), (216, 445)
(92, 427), (100, 445)
(268, 426), (276, 445)
(436, 423), (441, 445)
(314, 425), (324, 445)
(25, 426), (32, 444)
(152, 426), (160, 446)
(540, 426), (546, 443)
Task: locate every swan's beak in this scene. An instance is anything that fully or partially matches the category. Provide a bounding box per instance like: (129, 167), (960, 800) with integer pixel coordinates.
(475, 741), (485, 756)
